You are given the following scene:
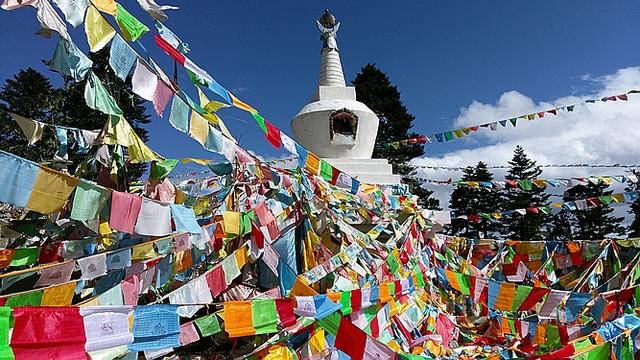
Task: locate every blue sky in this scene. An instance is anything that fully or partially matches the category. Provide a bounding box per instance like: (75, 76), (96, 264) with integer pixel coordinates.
(1, 1), (640, 178)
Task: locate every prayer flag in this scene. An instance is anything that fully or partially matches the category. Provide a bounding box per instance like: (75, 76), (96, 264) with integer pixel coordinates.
(168, 95), (190, 133)
(170, 204), (201, 234)
(115, 3), (149, 41)
(26, 167), (78, 214)
(260, 120), (281, 150)
(129, 305), (180, 351)
(54, 0), (88, 27)
(50, 37), (92, 81)
(109, 34), (137, 80)
(334, 316), (366, 359)
(85, 5), (115, 52)
(109, 191), (142, 234)
(252, 299), (278, 335)
(194, 314), (221, 337)
(223, 301), (255, 337)
(132, 59), (158, 102)
(85, 72), (123, 116)
(134, 197), (172, 236)
(80, 306), (133, 352)
(70, 179), (110, 221)
(11, 307), (87, 359)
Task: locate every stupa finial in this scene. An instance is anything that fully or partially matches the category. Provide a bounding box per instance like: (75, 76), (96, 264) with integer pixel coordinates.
(316, 9), (345, 87)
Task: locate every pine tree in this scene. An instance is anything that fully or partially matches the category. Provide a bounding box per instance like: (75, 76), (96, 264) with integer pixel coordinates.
(449, 162), (501, 238)
(502, 145), (550, 240)
(547, 212), (573, 241)
(352, 64), (439, 209)
(563, 183), (624, 240)
(626, 173), (640, 237)
(0, 48), (150, 180)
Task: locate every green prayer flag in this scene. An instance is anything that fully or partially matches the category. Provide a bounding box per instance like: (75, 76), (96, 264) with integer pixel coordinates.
(9, 248), (38, 267)
(621, 335), (634, 360)
(387, 282), (395, 298)
(509, 118), (517, 127)
(251, 299), (278, 335)
(320, 160), (333, 182)
(580, 342), (610, 360)
(386, 254), (401, 274)
(70, 179), (110, 221)
(415, 270), (425, 288)
(599, 195), (613, 205)
(85, 72), (123, 116)
(518, 179), (533, 191)
(339, 291), (352, 315)
(511, 285), (533, 311)
(250, 112), (267, 133)
(444, 131), (454, 141)
(0, 307), (12, 360)
(455, 273), (471, 295)
(194, 314), (222, 337)
(317, 312), (341, 336)
(240, 212), (252, 235)
(5, 291), (42, 307)
(545, 324), (561, 348)
(150, 159), (179, 180)
(115, 4), (149, 42)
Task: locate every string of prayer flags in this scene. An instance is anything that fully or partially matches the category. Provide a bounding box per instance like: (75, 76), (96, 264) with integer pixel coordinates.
(388, 90), (636, 148)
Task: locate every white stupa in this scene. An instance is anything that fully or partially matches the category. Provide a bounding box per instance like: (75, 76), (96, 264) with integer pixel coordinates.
(291, 10), (401, 184)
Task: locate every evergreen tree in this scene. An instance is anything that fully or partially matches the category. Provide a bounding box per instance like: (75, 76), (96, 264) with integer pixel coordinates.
(0, 48), (150, 181)
(352, 63), (439, 209)
(502, 145), (550, 240)
(563, 182), (624, 240)
(546, 212), (573, 241)
(449, 162), (501, 238)
(626, 173), (640, 237)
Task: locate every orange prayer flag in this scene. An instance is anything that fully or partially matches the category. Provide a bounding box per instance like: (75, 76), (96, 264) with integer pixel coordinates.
(228, 92), (256, 113)
(289, 277), (318, 298)
(305, 152), (320, 175)
(223, 301), (256, 337)
(494, 283), (516, 311)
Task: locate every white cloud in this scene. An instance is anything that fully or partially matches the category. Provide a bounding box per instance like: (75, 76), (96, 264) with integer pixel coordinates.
(411, 66), (640, 209)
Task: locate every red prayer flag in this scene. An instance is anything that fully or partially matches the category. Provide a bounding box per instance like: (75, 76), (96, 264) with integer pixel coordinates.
(206, 265), (226, 297)
(264, 120), (281, 149)
(11, 307), (88, 360)
(154, 34), (186, 65)
(617, 94), (629, 101)
(547, 109), (558, 115)
(251, 220), (265, 249)
(518, 287), (550, 311)
(350, 289), (362, 312)
(334, 317), (366, 359)
(275, 299), (297, 328)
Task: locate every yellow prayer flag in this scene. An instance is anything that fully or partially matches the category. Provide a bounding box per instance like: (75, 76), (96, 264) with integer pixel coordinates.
(173, 250), (192, 273)
(103, 116), (162, 163)
(228, 92), (256, 113)
(234, 246), (248, 269)
(308, 328), (326, 354)
(263, 344), (295, 360)
(222, 211), (241, 235)
(306, 152), (320, 175)
(90, 0), (116, 15)
(26, 167), (79, 214)
(99, 219), (112, 235)
(494, 283), (516, 311)
(85, 6), (116, 52)
(41, 282), (76, 306)
(612, 193), (626, 203)
(532, 179), (547, 188)
(131, 243), (156, 261)
(189, 111), (209, 145)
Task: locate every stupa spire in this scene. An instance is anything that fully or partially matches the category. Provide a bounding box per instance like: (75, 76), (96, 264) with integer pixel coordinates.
(317, 9), (346, 87)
